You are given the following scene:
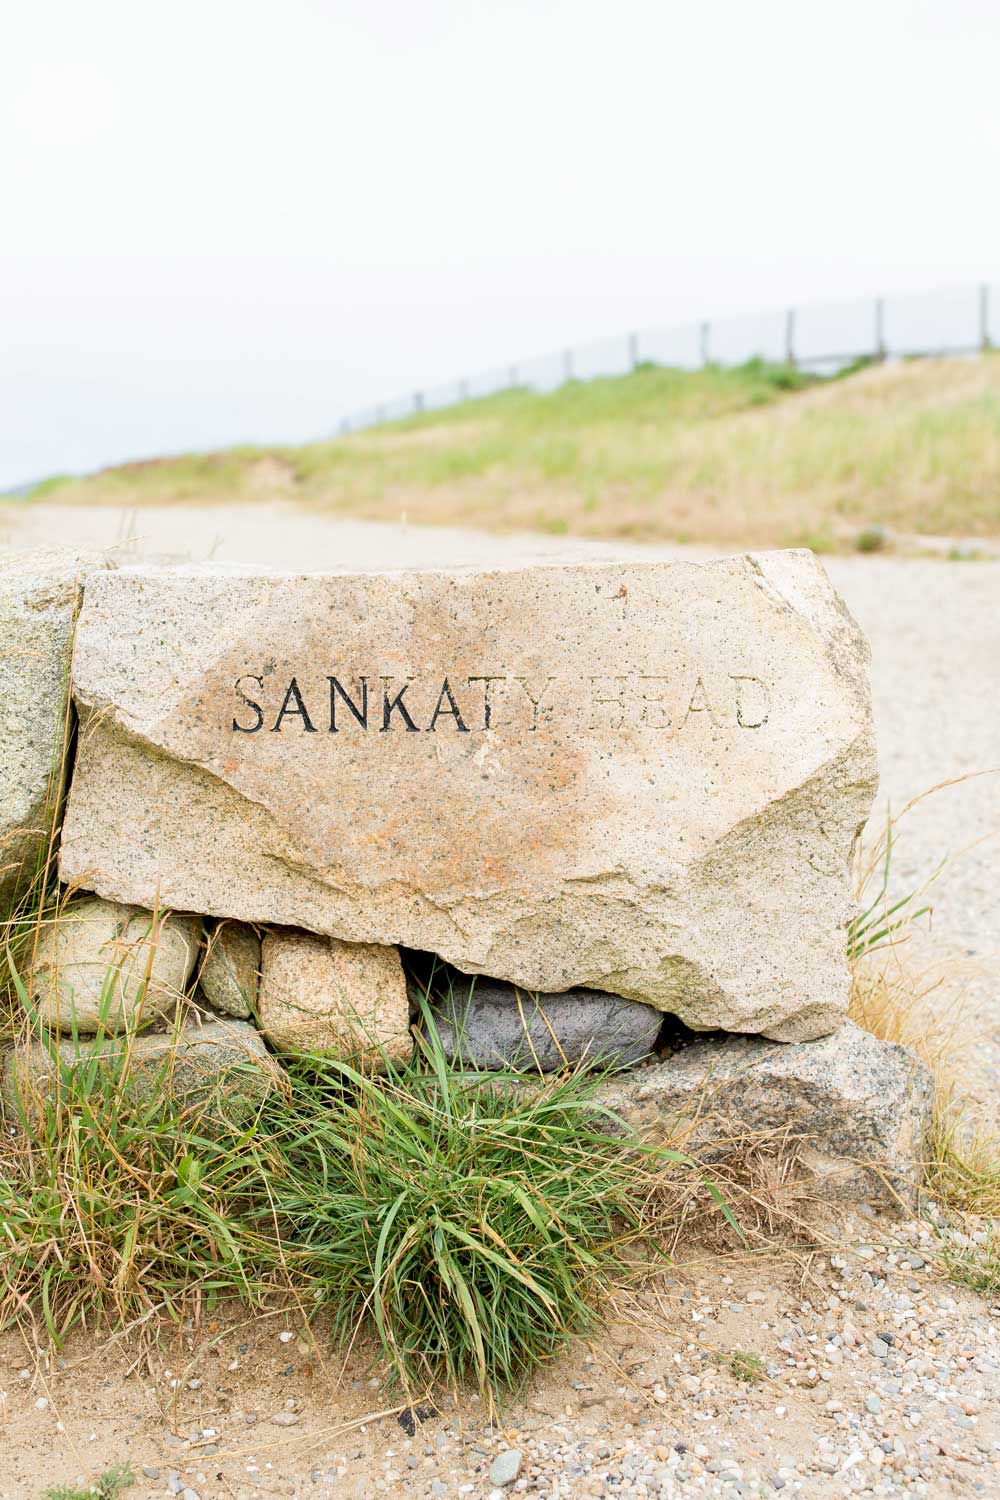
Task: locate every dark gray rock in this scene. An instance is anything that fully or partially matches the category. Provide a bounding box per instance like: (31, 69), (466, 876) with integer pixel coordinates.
(595, 1019), (932, 1207)
(423, 979), (661, 1072)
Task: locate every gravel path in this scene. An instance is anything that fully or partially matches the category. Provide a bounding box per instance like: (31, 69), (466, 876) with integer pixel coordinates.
(2, 1216), (998, 1500)
(822, 555), (1000, 1111)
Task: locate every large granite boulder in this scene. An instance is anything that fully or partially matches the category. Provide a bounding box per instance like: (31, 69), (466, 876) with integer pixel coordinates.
(0, 548), (106, 918)
(597, 1020), (932, 1206)
(28, 896), (202, 1034)
(58, 553), (877, 1041)
(423, 976), (661, 1071)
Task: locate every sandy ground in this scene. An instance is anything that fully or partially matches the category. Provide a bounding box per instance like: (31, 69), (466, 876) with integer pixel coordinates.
(1, 1223), (998, 1500)
(1, 502), (998, 1499)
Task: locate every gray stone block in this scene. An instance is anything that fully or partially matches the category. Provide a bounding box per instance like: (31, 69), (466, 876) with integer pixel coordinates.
(1, 1017), (281, 1123)
(596, 1019), (932, 1206)
(0, 548), (109, 919)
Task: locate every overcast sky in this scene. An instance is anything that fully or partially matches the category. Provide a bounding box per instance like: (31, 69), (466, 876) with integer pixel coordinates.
(3, 0), (1000, 489)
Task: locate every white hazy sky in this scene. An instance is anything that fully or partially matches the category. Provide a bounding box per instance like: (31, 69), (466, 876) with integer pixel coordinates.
(3, 0), (1000, 489)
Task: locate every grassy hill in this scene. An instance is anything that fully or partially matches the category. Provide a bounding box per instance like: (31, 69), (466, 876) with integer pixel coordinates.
(32, 353), (1000, 551)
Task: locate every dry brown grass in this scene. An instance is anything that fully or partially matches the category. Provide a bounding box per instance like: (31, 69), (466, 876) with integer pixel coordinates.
(848, 792), (1000, 1223)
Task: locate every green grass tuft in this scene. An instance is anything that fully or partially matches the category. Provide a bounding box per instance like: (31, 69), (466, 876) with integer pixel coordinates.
(0, 925), (731, 1400)
(261, 1021), (720, 1398)
(0, 1023), (291, 1338)
(854, 524), (888, 553)
(724, 1349), (766, 1385)
(938, 1227), (1000, 1297)
(924, 1098), (1000, 1220)
(42, 1464), (135, 1500)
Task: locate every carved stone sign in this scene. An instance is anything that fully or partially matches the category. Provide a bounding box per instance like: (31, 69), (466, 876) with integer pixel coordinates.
(59, 552), (877, 1040)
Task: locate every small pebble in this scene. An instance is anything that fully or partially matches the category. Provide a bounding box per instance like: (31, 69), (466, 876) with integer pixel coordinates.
(489, 1449), (523, 1487)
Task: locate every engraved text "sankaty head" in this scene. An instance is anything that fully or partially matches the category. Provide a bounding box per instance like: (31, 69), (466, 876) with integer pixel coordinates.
(231, 672), (771, 736)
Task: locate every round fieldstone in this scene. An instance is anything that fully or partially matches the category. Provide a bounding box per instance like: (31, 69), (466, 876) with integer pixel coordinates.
(28, 896), (201, 1035)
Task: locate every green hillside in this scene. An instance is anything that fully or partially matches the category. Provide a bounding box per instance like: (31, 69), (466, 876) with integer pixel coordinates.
(32, 354), (1000, 550)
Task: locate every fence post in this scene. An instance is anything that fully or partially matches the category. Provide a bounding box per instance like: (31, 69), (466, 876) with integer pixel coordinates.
(458, 377), (469, 401)
(563, 349), (574, 382)
(980, 283), (991, 351)
(376, 404), (385, 424)
(874, 297), (886, 361)
(628, 331), (639, 370)
(509, 364), (518, 388)
(339, 418), (349, 436)
(700, 320), (710, 366)
(785, 308), (796, 367)
(414, 391), (424, 414)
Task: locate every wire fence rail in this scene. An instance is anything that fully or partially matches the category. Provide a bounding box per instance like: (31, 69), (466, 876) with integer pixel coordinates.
(338, 281), (1000, 434)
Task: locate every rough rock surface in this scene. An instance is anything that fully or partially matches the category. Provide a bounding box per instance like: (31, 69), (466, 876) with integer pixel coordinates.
(259, 930), (411, 1064)
(1, 1017), (278, 1120)
(28, 896), (202, 1034)
(199, 919), (259, 1018)
(0, 548), (106, 918)
(597, 1020), (932, 1205)
(425, 977), (661, 1071)
(59, 553), (877, 1040)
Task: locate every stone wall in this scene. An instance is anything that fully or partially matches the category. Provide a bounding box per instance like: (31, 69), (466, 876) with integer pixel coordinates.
(0, 545), (932, 1205)
(59, 550), (877, 1041)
